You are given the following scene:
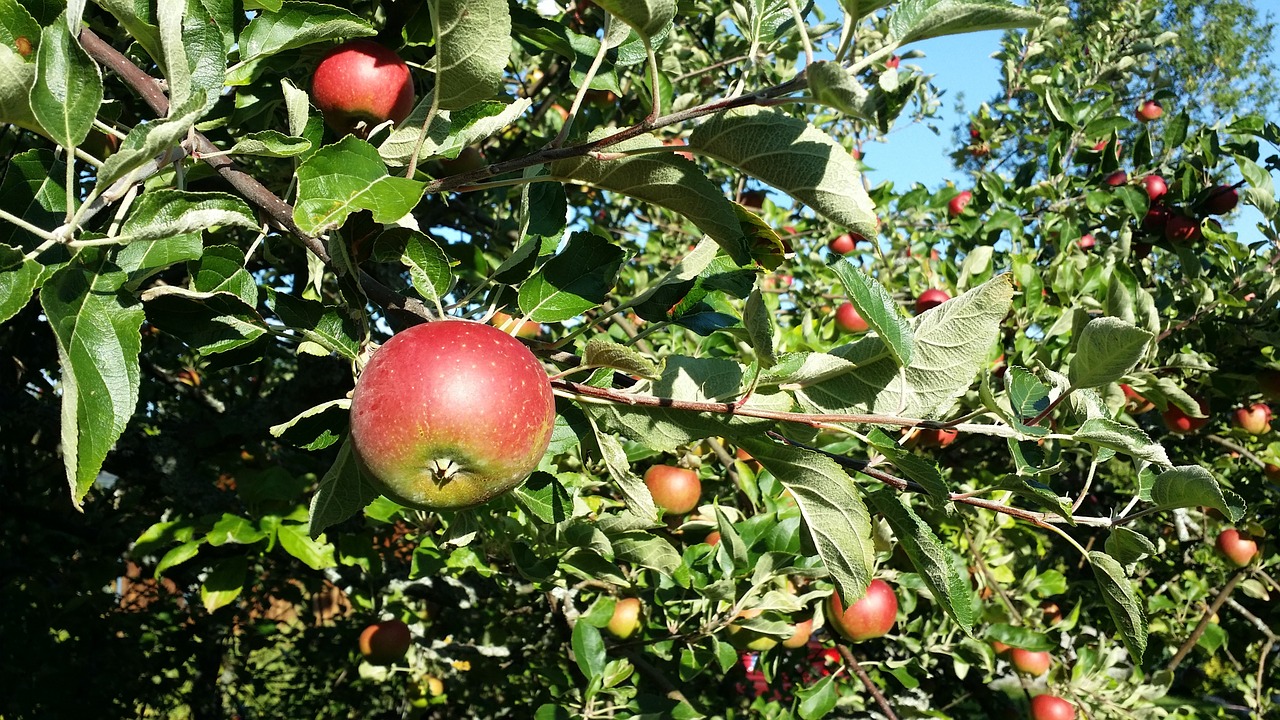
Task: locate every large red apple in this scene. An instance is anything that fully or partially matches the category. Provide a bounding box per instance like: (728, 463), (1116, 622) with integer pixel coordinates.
(1103, 170), (1128, 187)
(359, 619), (412, 665)
(1030, 694), (1076, 720)
(349, 320), (555, 509)
(781, 617), (814, 648)
(311, 40), (415, 136)
(826, 578), (898, 642)
(835, 303), (869, 334)
(1135, 100), (1164, 122)
(644, 465), (702, 514)
(917, 427), (958, 448)
(915, 288), (951, 314)
(608, 597), (642, 639)
(1077, 234), (1096, 250)
(1164, 214), (1201, 244)
(1010, 648), (1051, 676)
(1266, 464), (1280, 482)
(948, 191), (972, 217)
(1142, 175), (1167, 201)
(1162, 396), (1209, 434)
(1121, 384), (1154, 414)
(1233, 403), (1272, 435)
(1217, 529), (1258, 567)
(1204, 185), (1239, 215)
(1142, 203), (1171, 233)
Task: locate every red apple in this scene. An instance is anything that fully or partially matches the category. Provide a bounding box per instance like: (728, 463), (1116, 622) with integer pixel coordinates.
(705, 531), (722, 546)
(1216, 529), (1258, 567)
(1134, 242), (1152, 259)
(1165, 214), (1201, 244)
(349, 320), (555, 509)
(1233, 403), (1272, 435)
(1104, 170), (1128, 187)
(1009, 648), (1051, 676)
(992, 640), (1011, 655)
(740, 190), (767, 210)
(970, 124), (982, 139)
(311, 40), (415, 136)
(1030, 695), (1076, 720)
(1078, 234), (1095, 250)
(948, 190), (973, 217)
(826, 579), (898, 642)
(644, 465), (702, 514)
(1135, 100), (1164, 122)
(608, 598), (642, 639)
(885, 55), (900, 69)
(1142, 175), (1167, 201)
(1142, 203), (1171, 233)
(830, 233), (862, 255)
(835, 303), (869, 334)
(1204, 185), (1239, 215)
(915, 288), (951, 314)
(1161, 396), (1209, 434)
(917, 427), (958, 448)
(664, 137), (694, 161)
(1259, 370), (1280, 402)
(1265, 464), (1280, 482)
(359, 619), (412, 665)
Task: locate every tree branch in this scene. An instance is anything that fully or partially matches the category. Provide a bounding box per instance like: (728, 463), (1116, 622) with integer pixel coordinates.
(1165, 567), (1248, 673)
(837, 645), (898, 720)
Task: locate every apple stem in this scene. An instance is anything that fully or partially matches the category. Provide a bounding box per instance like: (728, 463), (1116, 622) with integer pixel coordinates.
(429, 458), (459, 485)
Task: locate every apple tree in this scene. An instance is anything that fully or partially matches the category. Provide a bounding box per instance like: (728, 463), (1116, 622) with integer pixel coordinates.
(1, 0), (1278, 718)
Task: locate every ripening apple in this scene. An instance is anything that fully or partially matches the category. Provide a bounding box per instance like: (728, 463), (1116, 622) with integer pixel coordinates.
(740, 190), (767, 210)
(1259, 370), (1280, 402)
(830, 233), (862, 255)
(1142, 175), (1168, 201)
(1164, 214), (1201, 244)
(826, 579), (898, 642)
(664, 137), (694, 161)
(1204, 185), (1239, 215)
(1121, 384), (1154, 414)
(835, 303), (869, 334)
(1009, 648), (1051, 676)
(311, 40), (415, 136)
(948, 191), (972, 217)
(1142, 203), (1171, 233)
(1077, 234), (1096, 250)
(917, 427), (958, 448)
(1233, 403), (1272, 435)
(1266, 464), (1280, 482)
(991, 640), (1011, 655)
(349, 320), (556, 509)
(644, 464), (702, 514)
(1162, 396), (1209, 434)
(1216, 529), (1258, 567)
(1030, 694), (1076, 720)
(885, 55), (900, 69)
(608, 597), (642, 639)
(1135, 100), (1164, 122)
(705, 531), (722, 546)
(1103, 170), (1128, 187)
(728, 607), (778, 651)
(359, 619), (412, 665)
(782, 617), (814, 649)
(490, 311), (541, 339)
(915, 288), (951, 314)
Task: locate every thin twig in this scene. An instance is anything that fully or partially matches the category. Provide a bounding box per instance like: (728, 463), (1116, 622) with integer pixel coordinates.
(1165, 567), (1248, 674)
(1205, 434), (1269, 470)
(836, 646), (898, 720)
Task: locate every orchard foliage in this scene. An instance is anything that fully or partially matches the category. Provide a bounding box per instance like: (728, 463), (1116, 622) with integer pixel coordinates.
(1, 0), (1279, 718)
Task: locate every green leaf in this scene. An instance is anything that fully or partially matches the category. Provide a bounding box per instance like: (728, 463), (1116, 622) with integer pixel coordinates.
(986, 623), (1054, 651)
(294, 137), (426, 234)
(0, 244), (40, 324)
(191, 245), (257, 303)
(0, 149), (66, 249)
(887, 0), (1041, 45)
(431, 0), (511, 110)
(863, 429), (948, 506)
(117, 190), (257, 245)
(799, 275), (1015, 420)
(1149, 465), (1245, 522)
(207, 514), (268, 546)
(518, 232), (625, 323)
(611, 531), (681, 575)
(268, 398), (349, 451)
(742, 288), (778, 369)
(807, 60), (870, 118)
(200, 556), (247, 613)
(512, 472), (571, 524)
(1089, 551), (1147, 662)
(593, 0), (676, 38)
(226, 2), (374, 85)
(31, 14), (102, 147)
(1105, 527), (1157, 566)
(0, 42), (38, 132)
(380, 99), (531, 166)
(689, 107), (877, 242)
(39, 251), (144, 508)
(572, 621), (607, 680)
(228, 130), (313, 157)
(830, 260), (913, 367)
(268, 291), (362, 360)
(92, 1), (162, 69)
(94, 93), (205, 194)
(1075, 418), (1170, 467)
(307, 437), (382, 538)
(1069, 316), (1153, 389)
(278, 523), (337, 569)
(386, 228), (452, 305)
(739, 438), (874, 605)
(548, 132), (749, 265)
(589, 418), (661, 524)
(156, 540), (203, 576)
(867, 489), (973, 633)
(583, 338), (660, 379)
(1006, 365), (1050, 419)
(0, 0), (41, 54)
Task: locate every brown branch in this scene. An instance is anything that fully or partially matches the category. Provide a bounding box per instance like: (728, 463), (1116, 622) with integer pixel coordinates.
(963, 526), (1023, 623)
(1205, 434), (1269, 470)
(1165, 567), (1248, 674)
(836, 645), (898, 720)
